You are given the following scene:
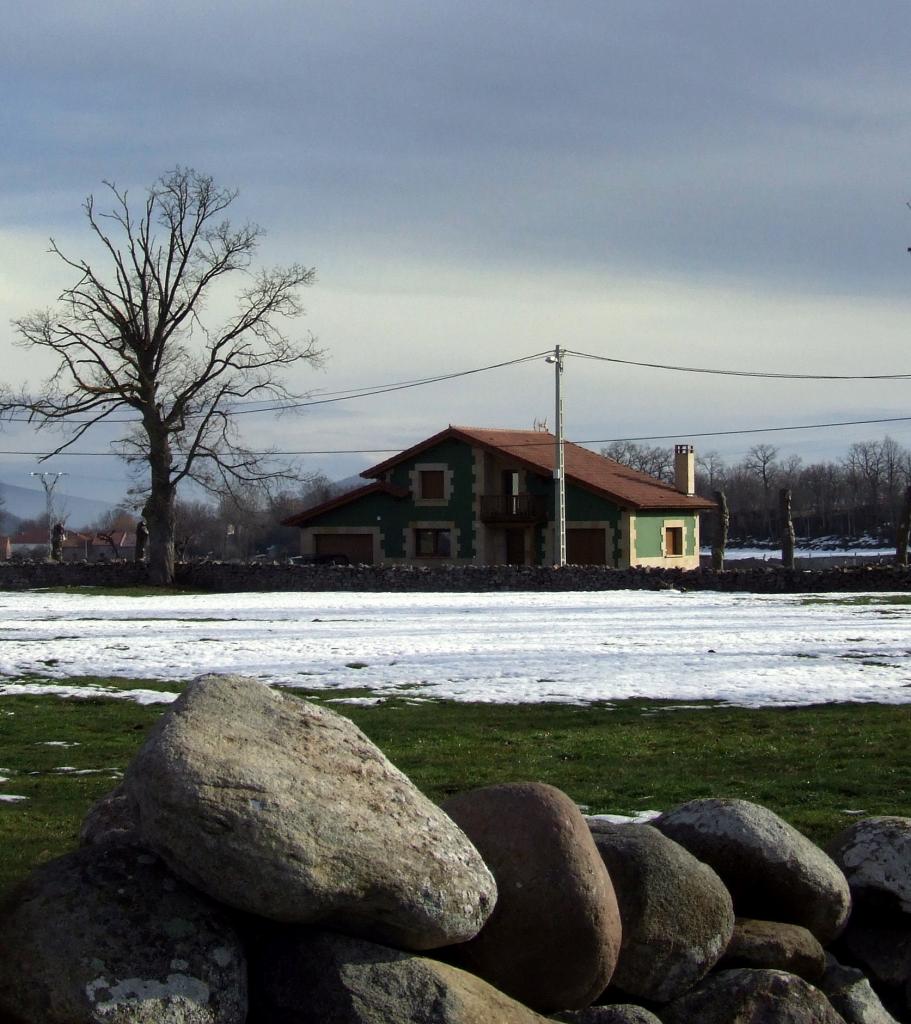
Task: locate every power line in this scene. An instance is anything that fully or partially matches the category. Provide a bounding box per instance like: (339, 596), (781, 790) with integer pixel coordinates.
(4, 347), (908, 426)
(581, 414), (911, 445)
(0, 351), (552, 424)
(231, 352), (553, 414)
(3, 413), (911, 459)
(567, 349), (911, 381)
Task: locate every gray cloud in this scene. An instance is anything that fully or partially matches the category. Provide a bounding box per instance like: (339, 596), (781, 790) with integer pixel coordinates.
(3, 1), (911, 497)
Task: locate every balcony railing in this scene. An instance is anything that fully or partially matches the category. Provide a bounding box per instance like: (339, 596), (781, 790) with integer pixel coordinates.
(479, 493), (547, 523)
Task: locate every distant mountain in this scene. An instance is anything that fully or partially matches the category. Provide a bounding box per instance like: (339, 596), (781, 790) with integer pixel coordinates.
(333, 473), (366, 492)
(0, 480), (119, 530)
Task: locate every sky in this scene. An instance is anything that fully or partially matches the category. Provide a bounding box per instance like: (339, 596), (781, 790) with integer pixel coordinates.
(1, 589), (909, 709)
(2, 2), (911, 507)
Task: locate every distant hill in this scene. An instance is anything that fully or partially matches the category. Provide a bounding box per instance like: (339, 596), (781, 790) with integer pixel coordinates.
(0, 480), (119, 530)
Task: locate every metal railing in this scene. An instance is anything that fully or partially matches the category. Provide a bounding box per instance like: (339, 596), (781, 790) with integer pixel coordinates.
(479, 494), (547, 522)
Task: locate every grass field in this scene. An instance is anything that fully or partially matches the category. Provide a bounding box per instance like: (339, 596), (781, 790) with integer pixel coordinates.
(1, 684), (909, 898)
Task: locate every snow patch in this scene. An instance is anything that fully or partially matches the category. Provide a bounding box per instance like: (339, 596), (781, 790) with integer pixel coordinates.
(1, 589), (910, 707)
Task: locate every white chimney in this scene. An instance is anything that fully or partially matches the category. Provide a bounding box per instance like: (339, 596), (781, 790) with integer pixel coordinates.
(674, 444), (695, 496)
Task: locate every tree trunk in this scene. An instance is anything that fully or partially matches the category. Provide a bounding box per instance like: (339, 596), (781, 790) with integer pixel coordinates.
(146, 492), (176, 585)
(780, 488), (795, 570)
(145, 430), (177, 585)
(896, 485), (911, 567)
(712, 490), (728, 571)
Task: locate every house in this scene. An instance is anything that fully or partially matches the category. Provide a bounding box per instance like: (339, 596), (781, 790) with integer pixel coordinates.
(61, 531), (95, 561)
(8, 528), (52, 558)
(86, 529), (137, 562)
(6, 527), (137, 561)
(283, 426), (715, 568)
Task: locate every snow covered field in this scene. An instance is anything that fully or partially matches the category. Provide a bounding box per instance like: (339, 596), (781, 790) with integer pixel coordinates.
(0, 589), (909, 708)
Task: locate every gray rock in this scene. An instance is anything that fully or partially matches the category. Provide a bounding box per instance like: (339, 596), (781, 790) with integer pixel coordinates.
(653, 798), (851, 944)
(837, 917), (911, 989)
(79, 781), (141, 846)
(0, 844), (246, 1024)
(720, 918), (826, 983)
(829, 817), (911, 914)
(248, 927), (552, 1023)
(552, 1006), (662, 1023)
(588, 820), (734, 1001)
(442, 782), (621, 1012)
(661, 968), (847, 1023)
(123, 674), (496, 951)
(820, 955), (900, 1024)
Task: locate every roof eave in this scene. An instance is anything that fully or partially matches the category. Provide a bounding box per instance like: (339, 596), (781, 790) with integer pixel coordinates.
(282, 481), (409, 526)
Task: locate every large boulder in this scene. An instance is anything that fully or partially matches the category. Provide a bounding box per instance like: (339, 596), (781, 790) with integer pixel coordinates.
(828, 817), (911, 914)
(123, 674), (496, 951)
(836, 917), (911, 990)
(552, 1006), (662, 1023)
(587, 820), (734, 1001)
(719, 918), (826, 983)
(660, 968), (847, 1024)
(653, 798), (851, 944)
(441, 782), (621, 1012)
(79, 781), (141, 847)
(0, 844), (246, 1024)
(819, 956), (901, 1024)
(247, 927), (553, 1024)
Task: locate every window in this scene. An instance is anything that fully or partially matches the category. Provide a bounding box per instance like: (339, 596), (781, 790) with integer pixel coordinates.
(665, 526), (683, 557)
(415, 528), (451, 557)
(419, 470), (445, 500)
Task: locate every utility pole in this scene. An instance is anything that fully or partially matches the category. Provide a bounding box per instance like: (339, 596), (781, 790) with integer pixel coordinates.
(545, 346), (566, 566)
(30, 471), (67, 557)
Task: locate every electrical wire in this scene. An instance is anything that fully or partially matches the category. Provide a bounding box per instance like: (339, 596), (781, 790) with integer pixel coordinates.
(2, 347), (909, 458)
(566, 349), (911, 380)
(3, 414), (911, 458)
(0, 351), (552, 424)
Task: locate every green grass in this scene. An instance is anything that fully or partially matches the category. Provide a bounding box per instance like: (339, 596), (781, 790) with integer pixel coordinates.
(0, 695), (166, 896)
(1, 689), (909, 899)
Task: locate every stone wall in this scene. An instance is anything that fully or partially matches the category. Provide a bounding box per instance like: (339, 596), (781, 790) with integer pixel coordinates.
(0, 559), (910, 593)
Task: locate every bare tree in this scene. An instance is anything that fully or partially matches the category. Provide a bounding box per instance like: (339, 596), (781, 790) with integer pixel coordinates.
(744, 443), (779, 536)
(601, 441), (673, 481)
(843, 440), (886, 516)
(1, 168), (320, 584)
(696, 450), (726, 491)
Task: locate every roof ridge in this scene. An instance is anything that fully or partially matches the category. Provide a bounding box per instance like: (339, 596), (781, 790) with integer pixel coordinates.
(451, 424), (553, 434)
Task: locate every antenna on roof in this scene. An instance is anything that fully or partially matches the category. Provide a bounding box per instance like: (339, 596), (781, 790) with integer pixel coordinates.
(533, 417), (549, 432)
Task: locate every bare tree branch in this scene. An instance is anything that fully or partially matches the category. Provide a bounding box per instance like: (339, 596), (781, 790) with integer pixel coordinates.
(1, 167), (321, 584)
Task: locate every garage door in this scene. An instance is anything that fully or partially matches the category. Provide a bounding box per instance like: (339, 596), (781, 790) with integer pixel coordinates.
(315, 533), (374, 564)
(566, 528), (606, 565)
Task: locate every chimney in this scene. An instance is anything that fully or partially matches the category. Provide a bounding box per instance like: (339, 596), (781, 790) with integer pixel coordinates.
(674, 444), (695, 496)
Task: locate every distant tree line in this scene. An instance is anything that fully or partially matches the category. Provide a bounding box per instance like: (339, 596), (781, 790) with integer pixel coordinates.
(172, 473), (340, 562)
(602, 436), (911, 546)
(3, 473), (339, 564)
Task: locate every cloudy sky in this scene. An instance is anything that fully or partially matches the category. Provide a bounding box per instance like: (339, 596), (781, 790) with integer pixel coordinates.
(2, 1), (911, 505)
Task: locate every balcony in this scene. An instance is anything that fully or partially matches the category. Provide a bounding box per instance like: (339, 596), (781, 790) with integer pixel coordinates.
(479, 493), (547, 523)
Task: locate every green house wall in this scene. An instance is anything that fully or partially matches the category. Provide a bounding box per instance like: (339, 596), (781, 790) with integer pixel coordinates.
(634, 510), (699, 558)
(386, 439), (476, 559)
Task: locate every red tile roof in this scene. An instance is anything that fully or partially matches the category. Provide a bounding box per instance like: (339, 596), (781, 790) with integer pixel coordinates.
(10, 529), (52, 546)
(364, 426), (715, 511)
